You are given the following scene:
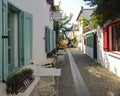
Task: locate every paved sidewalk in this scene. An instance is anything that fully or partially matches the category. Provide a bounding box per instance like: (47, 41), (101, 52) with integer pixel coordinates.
(57, 48), (120, 96)
(56, 52), (76, 96)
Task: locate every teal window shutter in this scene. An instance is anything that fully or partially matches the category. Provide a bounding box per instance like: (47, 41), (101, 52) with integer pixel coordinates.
(23, 12), (33, 65)
(45, 27), (55, 53)
(45, 27), (50, 53)
(52, 30), (54, 49)
(45, 27), (47, 53)
(50, 29), (53, 51)
(19, 12), (24, 66)
(48, 28), (50, 52)
(53, 31), (56, 49)
(0, 0), (3, 83)
(2, 0), (8, 81)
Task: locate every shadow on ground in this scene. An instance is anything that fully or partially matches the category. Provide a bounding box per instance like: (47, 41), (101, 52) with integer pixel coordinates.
(71, 48), (120, 96)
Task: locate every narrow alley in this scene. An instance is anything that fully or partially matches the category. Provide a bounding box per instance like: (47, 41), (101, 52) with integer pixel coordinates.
(57, 48), (120, 96)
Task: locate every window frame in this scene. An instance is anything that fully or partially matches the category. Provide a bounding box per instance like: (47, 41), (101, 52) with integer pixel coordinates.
(103, 21), (120, 53)
(7, 3), (33, 76)
(111, 24), (120, 51)
(8, 4), (22, 75)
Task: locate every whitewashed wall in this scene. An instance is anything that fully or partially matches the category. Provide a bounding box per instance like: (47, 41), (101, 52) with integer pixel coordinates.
(84, 45), (93, 58)
(9, 0), (53, 65)
(77, 23), (84, 51)
(97, 26), (120, 77)
(81, 26), (120, 77)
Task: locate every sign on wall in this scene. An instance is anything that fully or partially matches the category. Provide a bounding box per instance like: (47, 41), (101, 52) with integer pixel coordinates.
(52, 12), (62, 21)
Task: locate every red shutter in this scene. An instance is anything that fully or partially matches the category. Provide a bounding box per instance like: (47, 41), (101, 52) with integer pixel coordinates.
(103, 26), (109, 52)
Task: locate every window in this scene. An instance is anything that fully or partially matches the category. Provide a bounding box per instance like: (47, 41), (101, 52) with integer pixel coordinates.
(111, 25), (120, 51)
(0, 1), (33, 82)
(8, 7), (19, 73)
(45, 26), (56, 53)
(103, 21), (120, 52)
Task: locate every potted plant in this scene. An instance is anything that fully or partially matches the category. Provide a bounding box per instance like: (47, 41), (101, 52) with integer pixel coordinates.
(6, 68), (34, 95)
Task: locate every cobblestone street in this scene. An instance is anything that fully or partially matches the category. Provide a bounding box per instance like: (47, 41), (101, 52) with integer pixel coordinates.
(57, 48), (120, 96)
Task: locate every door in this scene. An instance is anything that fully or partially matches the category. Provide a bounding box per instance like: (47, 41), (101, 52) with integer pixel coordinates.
(93, 33), (97, 59)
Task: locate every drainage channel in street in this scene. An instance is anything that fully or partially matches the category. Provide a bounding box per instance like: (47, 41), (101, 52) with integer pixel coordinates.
(67, 49), (90, 96)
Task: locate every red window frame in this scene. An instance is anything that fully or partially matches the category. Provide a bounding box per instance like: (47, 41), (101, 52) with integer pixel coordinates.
(103, 21), (120, 52)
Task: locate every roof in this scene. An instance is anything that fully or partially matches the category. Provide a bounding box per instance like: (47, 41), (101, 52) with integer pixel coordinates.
(76, 6), (94, 21)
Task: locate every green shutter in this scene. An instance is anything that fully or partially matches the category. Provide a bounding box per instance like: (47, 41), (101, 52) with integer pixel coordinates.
(19, 12), (24, 66)
(50, 29), (53, 51)
(0, 0), (2, 82)
(45, 27), (50, 53)
(2, 0), (8, 81)
(52, 31), (54, 50)
(45, 27), (47, 53)
(23, 12), (33, 65)
(53, 31), (56, 49)
(45, 27), (55, 53)
(48, 28), (50, 52)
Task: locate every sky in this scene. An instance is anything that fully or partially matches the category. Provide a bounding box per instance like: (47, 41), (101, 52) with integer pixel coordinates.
(55, 0), (92, 23)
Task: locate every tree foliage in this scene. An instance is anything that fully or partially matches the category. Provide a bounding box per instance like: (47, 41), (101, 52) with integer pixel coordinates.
(83, 0), (120, 25)
(90, 14), (102, 29)
(59, 12), (73, 34)
(54, 12), (73, 43)
(80, 16), (90, 28)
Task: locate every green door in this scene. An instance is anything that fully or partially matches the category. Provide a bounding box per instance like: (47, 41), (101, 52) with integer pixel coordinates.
(2, 0), (8, 81)
(23, 12), (33, 65)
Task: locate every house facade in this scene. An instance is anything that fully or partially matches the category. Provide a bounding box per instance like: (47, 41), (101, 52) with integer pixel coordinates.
(77, 6), (120, 78)
(0, 0), (57, 95)
(76, 6), (94, 52)
(97, 21), (120, 77)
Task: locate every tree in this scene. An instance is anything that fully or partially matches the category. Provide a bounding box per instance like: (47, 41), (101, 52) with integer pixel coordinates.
(59, 12), (73, 39)
(80, 16), (90, 29)
(83, 0), (120, 25)
(54, 12), (73, 45)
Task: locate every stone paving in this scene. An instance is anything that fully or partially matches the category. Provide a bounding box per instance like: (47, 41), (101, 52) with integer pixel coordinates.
(56, 54), (76, 96)
(56, 48), (120, 96)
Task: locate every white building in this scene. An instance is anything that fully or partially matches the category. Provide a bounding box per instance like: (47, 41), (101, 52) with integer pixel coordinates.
(9, 0), (54, 64)
(0, 0), (59, 95)
(76, 6), (93, 52)
(76, 6), (120, 78)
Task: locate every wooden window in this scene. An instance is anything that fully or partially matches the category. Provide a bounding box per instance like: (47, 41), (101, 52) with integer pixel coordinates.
(5, 3), (33, 79)
(103, 21), (120, 52)
(8, 6), (20, 73)
(111, 24), (120, 51)
(0, 1), (33, 82)
(45, 27), (56, 53)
